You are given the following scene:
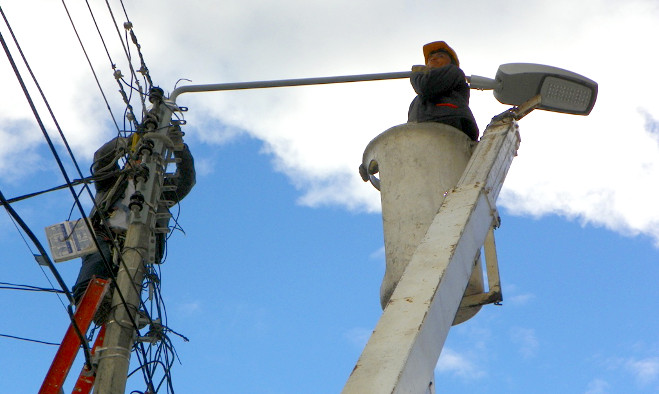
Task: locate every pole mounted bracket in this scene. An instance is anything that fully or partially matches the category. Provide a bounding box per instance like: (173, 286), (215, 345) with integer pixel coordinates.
(489, 94), (542, 126)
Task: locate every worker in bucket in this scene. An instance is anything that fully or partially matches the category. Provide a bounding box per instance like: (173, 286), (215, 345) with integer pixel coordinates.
(408, 41), (479, 141)
(359, 41), (478, 182)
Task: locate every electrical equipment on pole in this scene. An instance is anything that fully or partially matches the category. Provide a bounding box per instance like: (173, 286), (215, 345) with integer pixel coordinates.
(93, 87), (184, 393)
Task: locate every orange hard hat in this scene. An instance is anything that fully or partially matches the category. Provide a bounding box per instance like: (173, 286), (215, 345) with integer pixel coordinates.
(423, 41), (459, 67)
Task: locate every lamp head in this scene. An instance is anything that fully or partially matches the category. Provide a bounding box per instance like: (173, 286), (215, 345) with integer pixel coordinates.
(493, 63), (598, 115)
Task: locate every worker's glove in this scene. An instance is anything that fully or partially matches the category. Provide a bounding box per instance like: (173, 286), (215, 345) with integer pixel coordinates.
(411, 65), (427, 73)
(167, 127), (186, 151)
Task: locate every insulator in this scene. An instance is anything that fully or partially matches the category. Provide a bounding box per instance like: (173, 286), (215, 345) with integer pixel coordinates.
(134, 164), (150, 183)
(128, 191), (145, 212)
(148, 87), (164, 104)
(142, 114), (158, 131)
(138, 139), (154, 156)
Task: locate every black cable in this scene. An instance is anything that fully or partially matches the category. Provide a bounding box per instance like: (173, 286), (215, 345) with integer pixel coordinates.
(59, 0), (122, 134)
(0, 6), (111, 280)
(0, 166), (129, 207)
(83, 0), (114, 66)
(0, 195), (72, 304)
(0, 8), (116, 287)
(0, 281), (65, 294)
(0, 188), (94, 368)
(0, 333), (60, 346)
(85, 0), (142, 131)
(0, 9), (117, 371)
(0, 29), (87, 305)
(0, 177), (92, 207)
(5, 212), (71, 313)
(3, 7), (167, 392)
(117, 0), (153, 91)
(5, 5), (178, 391)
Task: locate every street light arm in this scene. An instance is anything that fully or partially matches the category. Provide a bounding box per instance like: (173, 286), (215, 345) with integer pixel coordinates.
(468, 75), (500, 90)
(168, 71), (414, 103)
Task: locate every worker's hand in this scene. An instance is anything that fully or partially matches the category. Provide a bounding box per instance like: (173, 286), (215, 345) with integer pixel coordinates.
(411, 65), (427, 72)
(167, 127), (185, 151)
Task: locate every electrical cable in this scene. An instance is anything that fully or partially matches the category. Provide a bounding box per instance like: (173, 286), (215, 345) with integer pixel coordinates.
(0, 177), (93, 207)
(0, 188), (94, 368)
(0, 333), (60, 346)
(83, 142), (175, 392)
(0, 281), (66, 294)
(0, 11), (129, 305)
(1, 7), (141, 374)
(0, 110), (71, 302)
(84, 0), (142, 131)
(0, 24), (91, 307)
(4, 4), (182, 391)
(5, 212), (72, 314)
(0, 5), (119, 301)
(114, 0), (154, 96)
(59, 0), (123, 134)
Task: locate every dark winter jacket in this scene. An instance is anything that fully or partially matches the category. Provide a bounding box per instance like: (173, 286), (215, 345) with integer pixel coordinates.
(407, 64), (479, 141)
(90, 135), (196, 262)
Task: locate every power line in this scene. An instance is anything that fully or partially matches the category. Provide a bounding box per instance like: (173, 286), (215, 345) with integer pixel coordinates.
(0, 281), (66, 294)
(0, 23), (85, 305)
(59, 4), (177, 389)
(103, 0), (150, 113)
(0, 188), (93, 367)
(0, 5), (114, 290)
(2, 3), (181, 390)
(83, 0), (142, 131)
(2, 4), (145, 330)
(60, 0), (123, 134)
(0, 333), (60, 346)
(1, 5), (128, 374)
(0, 177), (92, 207)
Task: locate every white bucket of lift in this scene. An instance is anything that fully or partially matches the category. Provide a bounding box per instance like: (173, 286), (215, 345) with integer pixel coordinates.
(362, 122), (484, 325)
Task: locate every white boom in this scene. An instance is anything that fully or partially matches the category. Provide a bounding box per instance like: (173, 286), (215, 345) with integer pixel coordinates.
(344, 105), (529, 393)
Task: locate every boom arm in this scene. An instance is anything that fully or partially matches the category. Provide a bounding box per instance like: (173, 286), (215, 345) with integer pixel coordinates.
(343, 110), (524, 393)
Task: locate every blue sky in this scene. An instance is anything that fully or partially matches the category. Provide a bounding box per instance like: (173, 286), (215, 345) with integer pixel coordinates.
(1, 0), (658, 393)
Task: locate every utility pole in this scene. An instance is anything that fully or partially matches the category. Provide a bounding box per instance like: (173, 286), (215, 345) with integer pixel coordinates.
(94, 87), (176, 393)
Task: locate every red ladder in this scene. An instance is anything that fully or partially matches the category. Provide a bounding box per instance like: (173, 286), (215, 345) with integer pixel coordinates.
(72, 324), (107, 393)
(39, 277), (110, 394)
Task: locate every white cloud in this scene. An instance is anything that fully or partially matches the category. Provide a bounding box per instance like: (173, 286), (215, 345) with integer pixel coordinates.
(503, 284), (536, 306)
(368, 246), (385, 261)
(510, 327), (539, 359)
(436, 347), (486, 379)
(585, 378), (610, 394)
(2, 0), (659, 244)
(625, 357), (659, 386)
(507, 293), (535, 307)
(343, 327), (372, 349)
(602, 355), (659, 388)
(174, 300), (202, 316)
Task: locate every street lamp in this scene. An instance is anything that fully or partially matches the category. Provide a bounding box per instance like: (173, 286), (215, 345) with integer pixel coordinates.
(469, 63), (598, 115)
